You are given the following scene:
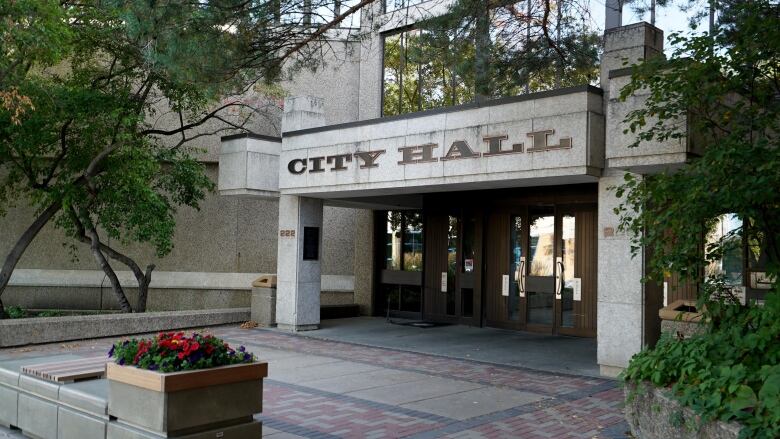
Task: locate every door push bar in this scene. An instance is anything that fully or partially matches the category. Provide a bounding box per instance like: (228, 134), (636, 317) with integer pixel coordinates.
(555, 256), (563, 300)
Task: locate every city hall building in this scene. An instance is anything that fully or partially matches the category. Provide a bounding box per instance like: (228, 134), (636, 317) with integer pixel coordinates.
(4, 3), (758, 377)
(218, 7), (681, 377)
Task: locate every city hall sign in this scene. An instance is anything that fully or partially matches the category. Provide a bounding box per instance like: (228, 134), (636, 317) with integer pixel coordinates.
(287, 129), (572, 175)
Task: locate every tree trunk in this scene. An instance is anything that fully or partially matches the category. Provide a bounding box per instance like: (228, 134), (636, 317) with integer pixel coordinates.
(68, 205), (153, 312)
(84, 225), (133, 313)
(0, 202), (62, 319)
(136, 264), (155, 312)
(91, 242), (154, 312)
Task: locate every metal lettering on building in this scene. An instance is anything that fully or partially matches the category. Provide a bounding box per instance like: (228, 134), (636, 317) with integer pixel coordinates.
(286, 130), (572, 174)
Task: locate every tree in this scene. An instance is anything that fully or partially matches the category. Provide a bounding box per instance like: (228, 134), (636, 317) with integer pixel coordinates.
(614, 0), (780, 287)
(0, 0), (372, 317)
(614, 4), (780, 436)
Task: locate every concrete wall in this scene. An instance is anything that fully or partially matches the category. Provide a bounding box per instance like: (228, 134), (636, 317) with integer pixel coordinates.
(0, 163), (360, 311)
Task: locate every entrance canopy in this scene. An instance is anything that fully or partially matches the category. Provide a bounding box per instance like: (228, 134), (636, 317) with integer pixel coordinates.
(280, 85), (605, 200)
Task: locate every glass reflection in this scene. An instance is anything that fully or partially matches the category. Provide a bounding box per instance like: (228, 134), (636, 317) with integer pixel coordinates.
(528, 215), (554, 276)
(385, 211), (402, 270)
(403, 212), (423, 271)
(509, 216), (522, 321)
(706, 214), (743, 286)
(528, 213), (554, 326)
(561, 215), (576, 328)
(447, 215), (458, 316)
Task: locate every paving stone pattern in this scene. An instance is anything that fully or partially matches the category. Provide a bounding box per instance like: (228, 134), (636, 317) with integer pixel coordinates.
(0, 325), (630, 438)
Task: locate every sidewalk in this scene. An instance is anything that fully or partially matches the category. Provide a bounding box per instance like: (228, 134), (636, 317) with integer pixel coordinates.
(0, 323), (628, 438)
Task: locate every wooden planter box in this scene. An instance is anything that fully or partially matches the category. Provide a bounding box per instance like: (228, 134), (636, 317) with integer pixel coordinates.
(106, 362), (267, 438)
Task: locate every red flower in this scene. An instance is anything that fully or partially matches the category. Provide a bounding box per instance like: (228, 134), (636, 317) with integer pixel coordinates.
(178, 352), (185, 360)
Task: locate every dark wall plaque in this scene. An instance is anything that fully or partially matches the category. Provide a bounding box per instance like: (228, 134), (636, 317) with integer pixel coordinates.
(303, 227), (319, 261)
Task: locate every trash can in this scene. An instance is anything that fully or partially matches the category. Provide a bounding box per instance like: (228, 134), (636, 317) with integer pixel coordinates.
(659, 300), (703, 338)
(251, 275), (277, 327)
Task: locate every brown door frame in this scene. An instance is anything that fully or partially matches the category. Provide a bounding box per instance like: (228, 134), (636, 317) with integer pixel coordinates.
(422, 207), (483, 326)
(484, 203), (597, 337)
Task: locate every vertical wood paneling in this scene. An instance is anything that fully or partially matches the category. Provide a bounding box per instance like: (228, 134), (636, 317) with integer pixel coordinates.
(575, 209), (597, 335)
(485, 212), (510, 326)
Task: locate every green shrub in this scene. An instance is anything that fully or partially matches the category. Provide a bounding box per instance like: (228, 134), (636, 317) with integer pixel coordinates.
(36, 310), (64, 317)
(623, 285), (780, 439)
(6, 306), (28, 319)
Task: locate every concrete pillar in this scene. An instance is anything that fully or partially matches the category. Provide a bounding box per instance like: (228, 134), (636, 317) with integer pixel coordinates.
(276, 95), (327, 331)
(275, 195), (324, 331)
(597, 23), (664, 377)
(282, 95), (325, 132)
(600, 22), (663, 92)
(605, 0), (622, 31)
(597, 170), (645, 377)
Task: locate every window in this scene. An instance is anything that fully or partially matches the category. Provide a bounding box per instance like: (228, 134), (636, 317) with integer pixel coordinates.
(705, 214), (744, 286)
(380, 2), (600, 116)
(381, 210), (424, 316)
(275, 0), (362, 27)
(382, 29), (474, 116)
(384, 211), (423, 271)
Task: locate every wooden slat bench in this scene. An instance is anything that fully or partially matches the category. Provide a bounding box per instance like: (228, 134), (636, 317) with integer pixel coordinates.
(21, 356), (108, 383)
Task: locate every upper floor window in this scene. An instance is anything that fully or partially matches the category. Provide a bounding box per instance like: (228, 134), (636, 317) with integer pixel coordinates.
(273, 0), (362, 27)
(382, 28), (474, 116)
(380, 2), (600, 117)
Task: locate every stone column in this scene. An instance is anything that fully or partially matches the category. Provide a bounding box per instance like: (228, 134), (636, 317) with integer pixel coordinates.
(276, 95), (326, 331)
(275, 195), (323, 331)
(597, 23), (665, 377)
(282, 95), (325, 132)
(597, 170), (645, 377)
(600, 22), (663, 93)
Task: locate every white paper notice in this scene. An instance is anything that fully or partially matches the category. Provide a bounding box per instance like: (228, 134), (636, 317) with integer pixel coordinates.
(663, 281), (668, 306)
(572, 278), (582, 301)
(441, 272), (447, 293)
(501, 275), (510, 296)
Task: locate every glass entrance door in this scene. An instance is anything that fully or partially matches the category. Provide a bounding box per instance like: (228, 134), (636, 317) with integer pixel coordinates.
(505, 206), (593, 336)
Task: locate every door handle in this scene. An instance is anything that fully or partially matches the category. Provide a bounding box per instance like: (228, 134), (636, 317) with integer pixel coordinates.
(518, 257), (526, 297)
(555, 257), (563, 300)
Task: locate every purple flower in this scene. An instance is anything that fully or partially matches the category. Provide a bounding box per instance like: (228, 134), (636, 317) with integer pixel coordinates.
(118, 358), (125, 365)
(238, 346), (246, 353)
(108, 345), (115, 358)
(148, 364), (158, 371)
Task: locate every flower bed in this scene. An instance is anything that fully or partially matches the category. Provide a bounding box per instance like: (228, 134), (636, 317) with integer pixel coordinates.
(106, 332), (266, 437)
(109, 331), (254, 372)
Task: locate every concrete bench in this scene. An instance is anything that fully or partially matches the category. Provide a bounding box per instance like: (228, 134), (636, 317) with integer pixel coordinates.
(0, 355), (110, 439)
(22, 356), (107, 383)
(1, 356), (262, 438)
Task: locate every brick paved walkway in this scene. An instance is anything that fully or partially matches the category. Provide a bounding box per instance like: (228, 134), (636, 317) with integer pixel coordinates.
(0, 325), (630, 439)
